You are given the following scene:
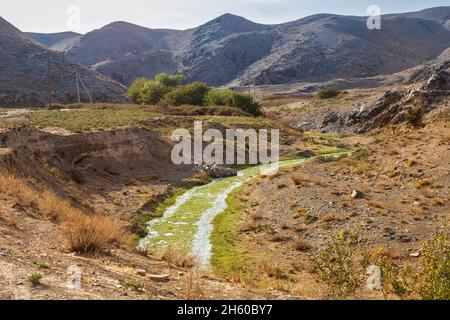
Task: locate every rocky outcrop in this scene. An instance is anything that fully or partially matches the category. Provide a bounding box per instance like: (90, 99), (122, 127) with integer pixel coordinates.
(347, 69), (450, 132)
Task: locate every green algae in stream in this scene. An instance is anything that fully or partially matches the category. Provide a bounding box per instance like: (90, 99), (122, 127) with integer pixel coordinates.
(140, 150), (353, 264)
(140, 157), (311, 256)
(210, 187), (262, 286)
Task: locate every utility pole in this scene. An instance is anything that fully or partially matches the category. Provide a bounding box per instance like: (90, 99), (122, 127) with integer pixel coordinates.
(47, 50), (52, 109)
(75, 73), (81, 105)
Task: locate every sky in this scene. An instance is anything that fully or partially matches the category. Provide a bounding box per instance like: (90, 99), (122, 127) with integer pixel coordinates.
(2, 0), (449, 34)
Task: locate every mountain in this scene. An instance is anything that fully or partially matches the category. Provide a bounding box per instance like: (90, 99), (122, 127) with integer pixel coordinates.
(21, 7), (450, 88)
(0, 17), (126, 106)
(27, 31), (82, 51)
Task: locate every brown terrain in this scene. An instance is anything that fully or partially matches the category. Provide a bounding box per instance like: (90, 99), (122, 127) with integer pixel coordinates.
(0, 15), (449, 300)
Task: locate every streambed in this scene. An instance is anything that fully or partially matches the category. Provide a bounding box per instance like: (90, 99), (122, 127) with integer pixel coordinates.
(140, 152), (350, 269)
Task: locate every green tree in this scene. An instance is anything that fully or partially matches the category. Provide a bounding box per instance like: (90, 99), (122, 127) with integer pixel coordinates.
(127, 77), (147, 103)
(162, 82), (210, 106)
(139, 80), (171, 105)
(155, 73), (184, 87)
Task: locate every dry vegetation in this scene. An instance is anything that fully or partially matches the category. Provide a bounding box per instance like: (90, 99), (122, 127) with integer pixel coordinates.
(0, 173), (127, 254)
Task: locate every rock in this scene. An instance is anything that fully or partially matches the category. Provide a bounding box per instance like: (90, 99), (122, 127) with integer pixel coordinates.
(322, 111), (341, 126)
(136, 269), (147, 277)
(297, 150), (315, 158)
(204, 164), (237, 178)
(351, 190), (364, 199)
(410, 252), (420, 257)
(398, 234), (412, 243)
(366, 265), (382, 290)
(148, 274), (170, 282)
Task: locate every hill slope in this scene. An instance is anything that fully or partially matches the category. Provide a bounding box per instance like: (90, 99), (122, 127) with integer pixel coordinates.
(26, 31), (82, 51)
(0, 17), (126, 106)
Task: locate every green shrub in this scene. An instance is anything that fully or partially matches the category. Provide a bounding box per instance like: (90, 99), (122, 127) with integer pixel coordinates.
(204, 89), (262, 116)
(127, 77), (147, 103)
(33, 260), (49, 269)
(162, 82), (210, 106)
(310, 235), (363, 299)
(317, 88), (340, 99)
(155, 73), (184, 87)
(27, 272), (43, 286)
(371, 233), (449, 300)
(417, 233), (449, 300)
(204, 88), (235, 106)
(119, 278), (143, 290)
(138, 80), (171, 105)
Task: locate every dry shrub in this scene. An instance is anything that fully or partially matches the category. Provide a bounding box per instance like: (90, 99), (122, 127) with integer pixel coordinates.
(367, 200), (384, 209)
(294, 238), (311, 251)
(319, 214), (335, 223)
(414, 178), (432, 189)
(270, 234), (292, 243)
(63, 212), (126, 255)
(420, 188), (434, 198)
(162, 247), (197, 268)
(260, 261), (287, 279)
(181, 273), (204, 300)
(431, 198), (446, 207)
(290, 173), (327, 187)
(290, 173), (305, 186)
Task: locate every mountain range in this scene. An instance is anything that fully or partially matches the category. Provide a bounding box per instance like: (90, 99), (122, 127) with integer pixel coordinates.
(27, 7), (450, 88)
(1, 7), (450, 106)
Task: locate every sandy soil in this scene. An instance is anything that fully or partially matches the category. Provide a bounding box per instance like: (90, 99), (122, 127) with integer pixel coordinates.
(227, 119), (449, 298)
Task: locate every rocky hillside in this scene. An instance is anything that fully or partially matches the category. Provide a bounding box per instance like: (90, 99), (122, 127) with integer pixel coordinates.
(29, 8), (450, 87)
(0, 17), (126, 106)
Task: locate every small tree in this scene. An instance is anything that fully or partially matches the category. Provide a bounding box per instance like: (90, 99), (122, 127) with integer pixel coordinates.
(127, 77), (147, 103)
(317, 88), (340, 99)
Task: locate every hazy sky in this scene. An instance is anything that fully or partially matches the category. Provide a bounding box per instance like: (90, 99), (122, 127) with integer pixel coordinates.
(3, 0), (449, 34)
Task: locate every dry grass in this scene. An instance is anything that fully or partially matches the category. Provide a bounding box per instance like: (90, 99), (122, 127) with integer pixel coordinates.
(181, 273), (204, 300)
(63, 212), (126, 255)
(0, 173), (127, 254)
(161, 247), (197, 268)
(293, 238), (311, 251)
(367, 200), (384, 209)
(414, 178), (432, 189)
(260, 261), (287, 279)
(290, 173), (327, 187)
(319, 214), (336, 223)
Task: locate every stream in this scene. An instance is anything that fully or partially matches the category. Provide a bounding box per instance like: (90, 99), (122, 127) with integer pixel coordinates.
(139, 151), (350, 269)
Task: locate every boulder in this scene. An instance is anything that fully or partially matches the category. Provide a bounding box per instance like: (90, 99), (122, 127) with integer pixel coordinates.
(204, 164), (238, 178)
